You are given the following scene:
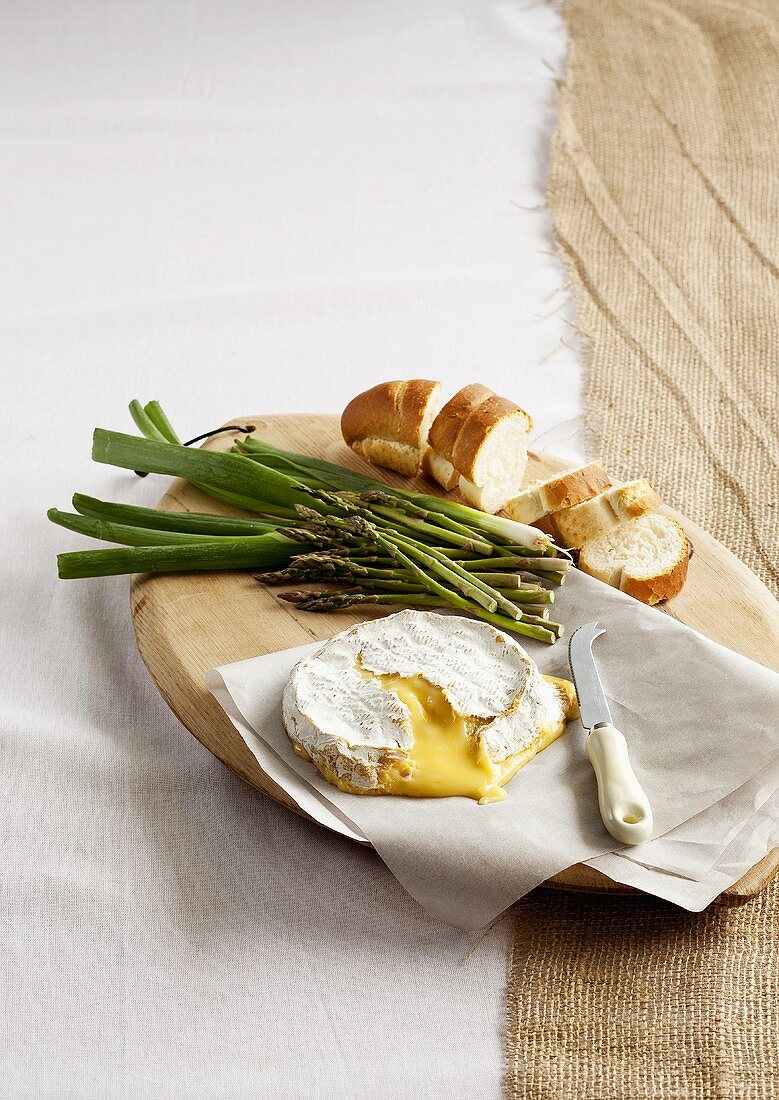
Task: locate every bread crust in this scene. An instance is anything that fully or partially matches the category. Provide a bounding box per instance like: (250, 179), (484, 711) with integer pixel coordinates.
(620, 550), (689, 604)
(553, 479), (662, 548)
(427, 383), (491, 459)
(426, 383), (530, 495)
(507, 462), (611, 523)
(541, 463), (611, 513)
(341, 379), (442, 449)
(343, 379), (532, 502)
(578, 515), (689, 605)
(451, 395), (533, 483)
(616, 478), (662, 521)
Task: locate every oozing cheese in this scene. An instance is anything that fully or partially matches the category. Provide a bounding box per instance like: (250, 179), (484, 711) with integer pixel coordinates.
(374, 672), (572, 804)
(282, 610), (577, 803)
(376, 672), (500, 802)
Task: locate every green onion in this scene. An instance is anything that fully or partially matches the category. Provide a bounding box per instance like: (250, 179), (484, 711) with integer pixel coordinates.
(49, 509), (226, 547)
(56, 532), (298, 580)
(129, 399), (169, 444)
(72, 494), (279, 536)
(91, 429), (307, 519)
(142, 400), (182, 444)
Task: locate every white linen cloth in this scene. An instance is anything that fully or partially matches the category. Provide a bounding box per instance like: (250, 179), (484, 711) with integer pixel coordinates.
(208, 588), (779, 928)
(0, 1), (577, 1096)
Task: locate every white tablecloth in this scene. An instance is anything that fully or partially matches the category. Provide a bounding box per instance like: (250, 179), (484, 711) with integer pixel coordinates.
(0, 3), (579, 1096)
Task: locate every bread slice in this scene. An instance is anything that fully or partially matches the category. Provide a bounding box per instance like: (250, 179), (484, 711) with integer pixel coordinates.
(423, 384), (491, 490)
(456, 398), (534, 513)
(505, 463), (612, 525)
(341, 380), (442, 476)
(578, 514), (689, 604)
(551, 479), (662, 548)
(424, 385), (534, 513)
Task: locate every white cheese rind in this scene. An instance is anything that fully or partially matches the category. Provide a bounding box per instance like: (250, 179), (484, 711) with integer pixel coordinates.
(282, 610), (565, 792)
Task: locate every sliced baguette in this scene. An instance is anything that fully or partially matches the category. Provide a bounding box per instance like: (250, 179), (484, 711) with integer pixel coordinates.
(423, 383), (491, 490)
(505, 462), (612, 525)
(551, 479), (662, 548)
(341, 380), (442, 476)
(424, 385), (534, 512)
(578, 513), (689, 604)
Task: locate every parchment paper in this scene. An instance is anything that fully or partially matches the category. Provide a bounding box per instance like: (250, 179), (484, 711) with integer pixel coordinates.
(588, 790), (779, 909)
(616, 762), (779, 881)
(207, 571), (779, 928)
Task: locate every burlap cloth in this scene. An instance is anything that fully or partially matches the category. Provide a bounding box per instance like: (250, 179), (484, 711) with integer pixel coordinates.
(507, 1), (779, 1096)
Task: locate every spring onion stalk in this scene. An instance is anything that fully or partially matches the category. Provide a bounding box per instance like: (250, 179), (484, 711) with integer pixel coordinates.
(142, 400), (182, 444)
(502, 543), (574, 562)
(306, 487), (486, 553)
(72, 495), (280, 536)
(367, 503), (489, 553)
(459, 555), (571, 572)
(49, 509), (228, 547)
(129, 399), (170, 444)
(236, 437), (395, 493)
(92, 429), (311, 519)
(56, 532), (299, 580)
(423, 506), (544, 549)
(363, 491), (494, 551)
(132, 406), (278, 515)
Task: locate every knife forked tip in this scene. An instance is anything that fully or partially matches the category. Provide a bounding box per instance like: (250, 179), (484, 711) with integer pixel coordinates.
(568, 620), (605, 678)
(569, 620), (605, 650)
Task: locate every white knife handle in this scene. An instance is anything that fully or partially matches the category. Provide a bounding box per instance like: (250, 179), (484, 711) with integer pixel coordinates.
(586, 723), (653, 845)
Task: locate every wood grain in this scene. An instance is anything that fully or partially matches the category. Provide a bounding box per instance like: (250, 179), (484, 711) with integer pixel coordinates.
(130, 415), (779, 902)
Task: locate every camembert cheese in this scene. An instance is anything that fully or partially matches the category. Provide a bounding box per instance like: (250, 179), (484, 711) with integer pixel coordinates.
(282, 610), (578, 804)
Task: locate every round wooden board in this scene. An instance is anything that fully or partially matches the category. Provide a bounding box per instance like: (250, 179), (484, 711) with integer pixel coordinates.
(131, 415), (779, 902)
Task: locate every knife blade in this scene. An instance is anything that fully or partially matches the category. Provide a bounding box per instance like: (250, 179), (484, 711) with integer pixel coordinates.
(568, 621), (653, 846)
(567, 620), (612, 730)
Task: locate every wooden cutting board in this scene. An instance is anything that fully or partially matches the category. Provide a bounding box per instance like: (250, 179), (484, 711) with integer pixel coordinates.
(130, 415), (779, 902)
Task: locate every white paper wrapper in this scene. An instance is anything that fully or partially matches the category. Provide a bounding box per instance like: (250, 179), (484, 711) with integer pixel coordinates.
(588, 790), (779, 909)
(615, 762), (779, 881)
(207, 571), (779, 929)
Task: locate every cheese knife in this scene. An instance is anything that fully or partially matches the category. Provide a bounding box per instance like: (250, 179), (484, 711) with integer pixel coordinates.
(568, 621), (653, 845)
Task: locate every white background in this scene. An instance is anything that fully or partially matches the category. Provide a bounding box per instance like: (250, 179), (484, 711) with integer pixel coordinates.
(0, 2), (579, 1096)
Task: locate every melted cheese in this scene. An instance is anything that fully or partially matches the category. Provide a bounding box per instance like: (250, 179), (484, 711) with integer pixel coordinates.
(282, 611), (577, 801)
(373, 672), (572, 804)
(377, 673), (501, 802)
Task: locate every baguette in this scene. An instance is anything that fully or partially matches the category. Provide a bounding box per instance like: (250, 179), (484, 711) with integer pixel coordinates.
(505, 462), (612, 524)
(423, 383), (491, 490)
(578, 514), (689, 604)
(551, 479), (662, 548)
(424, 385), (534, 513)
(341, 380), (442, 476)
